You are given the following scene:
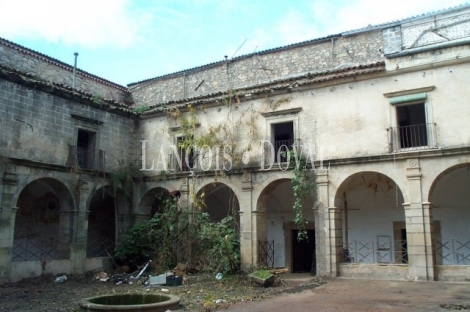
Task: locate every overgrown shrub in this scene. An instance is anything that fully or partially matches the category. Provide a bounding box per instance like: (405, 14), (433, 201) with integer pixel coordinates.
(114, 198), (240, 274)
(193, 213), (240, 274)
(114, 196), (188, 270)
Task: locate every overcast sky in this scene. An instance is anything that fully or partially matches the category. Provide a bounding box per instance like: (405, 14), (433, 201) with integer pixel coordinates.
(0, 0), (468, 86)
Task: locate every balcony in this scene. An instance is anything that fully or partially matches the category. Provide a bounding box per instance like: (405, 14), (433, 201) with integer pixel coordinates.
(389, 123), (437, 152)
(274, 139), (296, 163)
(68, 145), (105, 171)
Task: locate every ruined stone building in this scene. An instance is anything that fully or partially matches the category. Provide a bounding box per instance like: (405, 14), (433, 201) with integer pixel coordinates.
(1, 5), (470, 283)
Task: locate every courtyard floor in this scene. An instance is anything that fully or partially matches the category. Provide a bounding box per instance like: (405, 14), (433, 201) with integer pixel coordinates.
(1, 272), (470, 311)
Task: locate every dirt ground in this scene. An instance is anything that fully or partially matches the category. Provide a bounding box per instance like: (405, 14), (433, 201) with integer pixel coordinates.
(224, 278), (470, 312)
(1, 273), (470, 311)
(0, 272), (323, 311)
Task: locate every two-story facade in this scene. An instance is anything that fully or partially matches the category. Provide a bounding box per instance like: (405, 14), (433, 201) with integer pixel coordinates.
(1, 4), (470, 283)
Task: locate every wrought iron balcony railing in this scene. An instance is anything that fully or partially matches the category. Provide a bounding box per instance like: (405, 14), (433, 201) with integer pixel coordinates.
(68, 145), (105, 171)
(388, 123), (437, 152)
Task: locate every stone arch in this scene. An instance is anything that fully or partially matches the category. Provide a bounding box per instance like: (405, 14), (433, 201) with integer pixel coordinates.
(13, 177), (74, 262)
(194, 182), (240, 223)
(428, 163), (470, 265)
(255, 177), (315, 271)
(86, 185), (128, 258)
(335, 171), (406, 264)
(252, 172), (293, 208)
(137, 187), (171, 218)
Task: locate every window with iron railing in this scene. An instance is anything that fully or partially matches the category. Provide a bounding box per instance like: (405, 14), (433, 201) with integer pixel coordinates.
(389, 123), (437, 152)
(273, 121), (294, 163)
(274, 139), (296, 162)
(68, 145), (105, 171)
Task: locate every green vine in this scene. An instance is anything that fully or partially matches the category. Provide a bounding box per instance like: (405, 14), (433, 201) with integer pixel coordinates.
(284, 149), (316, 240)
(109, 171), (132, 200)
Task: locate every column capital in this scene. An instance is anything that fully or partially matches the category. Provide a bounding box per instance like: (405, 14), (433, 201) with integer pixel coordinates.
(242, 172), (253, 191)
(406, 158), (422, 180)
(315, 170), (329, 185)
(2, 172), (18, 186)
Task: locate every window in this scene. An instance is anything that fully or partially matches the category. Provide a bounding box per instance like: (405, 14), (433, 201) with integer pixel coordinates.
(261, 107), (302, 165)
(385, 88), (437, 152)
(77, 129), (96, 169)
(272, 121), (294, 162)
(396, 103), (427, 148)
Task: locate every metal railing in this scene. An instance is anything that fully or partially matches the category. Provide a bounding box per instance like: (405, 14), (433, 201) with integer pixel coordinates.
(389, 123), (437, 152)
(435, 239), (470, 265)
(258, 240), (275, 268)
(273, 139), (296, 163)
(342, 240), (408, 264)
(12, 239), (70, 262)
(86, 237), (115, 258)
(68, 145), (105, 171)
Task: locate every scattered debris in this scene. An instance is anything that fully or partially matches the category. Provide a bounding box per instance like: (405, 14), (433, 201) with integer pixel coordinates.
(215, 299), (227, 304)
(215, 273), (223, 280)
(166, 275), (182, 286)
(131, 260), (152, 280)
(149, 273), (168, 286)
(54, 275), (67, 283)
(95, 271), (109, 282)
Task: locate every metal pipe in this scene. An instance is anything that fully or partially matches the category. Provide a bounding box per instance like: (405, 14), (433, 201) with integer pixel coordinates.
(72, 52), (79, 89)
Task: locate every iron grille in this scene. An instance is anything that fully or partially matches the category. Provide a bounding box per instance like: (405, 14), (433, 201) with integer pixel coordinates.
(435, 239), (470, 265)
(342, 240), (408, 264)
(258, 240), (275, 268)
(12, 239), (70, 262)
(86, 237), (115, 258)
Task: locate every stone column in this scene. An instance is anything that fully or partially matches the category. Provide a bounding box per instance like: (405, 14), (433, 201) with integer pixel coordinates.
(240, 172), (254, 269)
(0, 164), (19, 284)
(327, 207), (342, 277)
(314, 169), (341, 277)
(71, 177), (91, 275)
(404, 158), (434, 281)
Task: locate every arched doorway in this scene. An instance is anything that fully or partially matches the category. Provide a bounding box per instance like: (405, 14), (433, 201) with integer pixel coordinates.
(86, 187), (117, 258)
(256, 179), (315, 272)
(195, 183), (240, 224)
(138, 187), (171, 219)
(335, 172), (406, 264)
(430, 164), (470, 265)
(13, 178), (73, 262)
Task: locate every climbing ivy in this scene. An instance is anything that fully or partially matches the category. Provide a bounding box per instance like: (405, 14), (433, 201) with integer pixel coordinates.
(109, 171), (132, 200)
(284, 149), (316, 241)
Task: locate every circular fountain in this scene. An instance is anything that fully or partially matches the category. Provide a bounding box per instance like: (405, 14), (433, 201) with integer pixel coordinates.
(78, 293), (180, 311)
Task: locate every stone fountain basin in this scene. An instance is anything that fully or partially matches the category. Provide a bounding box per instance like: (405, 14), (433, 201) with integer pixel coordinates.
(78, 293), (180, 311)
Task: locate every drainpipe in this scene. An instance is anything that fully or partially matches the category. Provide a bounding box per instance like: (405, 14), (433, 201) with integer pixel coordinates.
(72, 52), (79, 89)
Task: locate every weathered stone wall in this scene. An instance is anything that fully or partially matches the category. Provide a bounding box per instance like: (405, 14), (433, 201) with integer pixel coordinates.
(0, 39), (130, 103)
(0, 78), (137, 171)
(401, 10), (470, 49)
(130, 30), (384, 106)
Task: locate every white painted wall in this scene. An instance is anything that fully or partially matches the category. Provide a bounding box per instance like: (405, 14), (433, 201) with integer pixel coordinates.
(341, 172), (405, 263)
(431, 167), (470, 265)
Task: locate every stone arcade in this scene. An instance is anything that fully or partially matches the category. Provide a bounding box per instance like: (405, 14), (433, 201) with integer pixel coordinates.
(1, 5), (470, 283)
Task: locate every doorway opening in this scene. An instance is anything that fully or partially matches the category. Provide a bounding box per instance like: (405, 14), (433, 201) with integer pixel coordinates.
(292, 229), (316, 275)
